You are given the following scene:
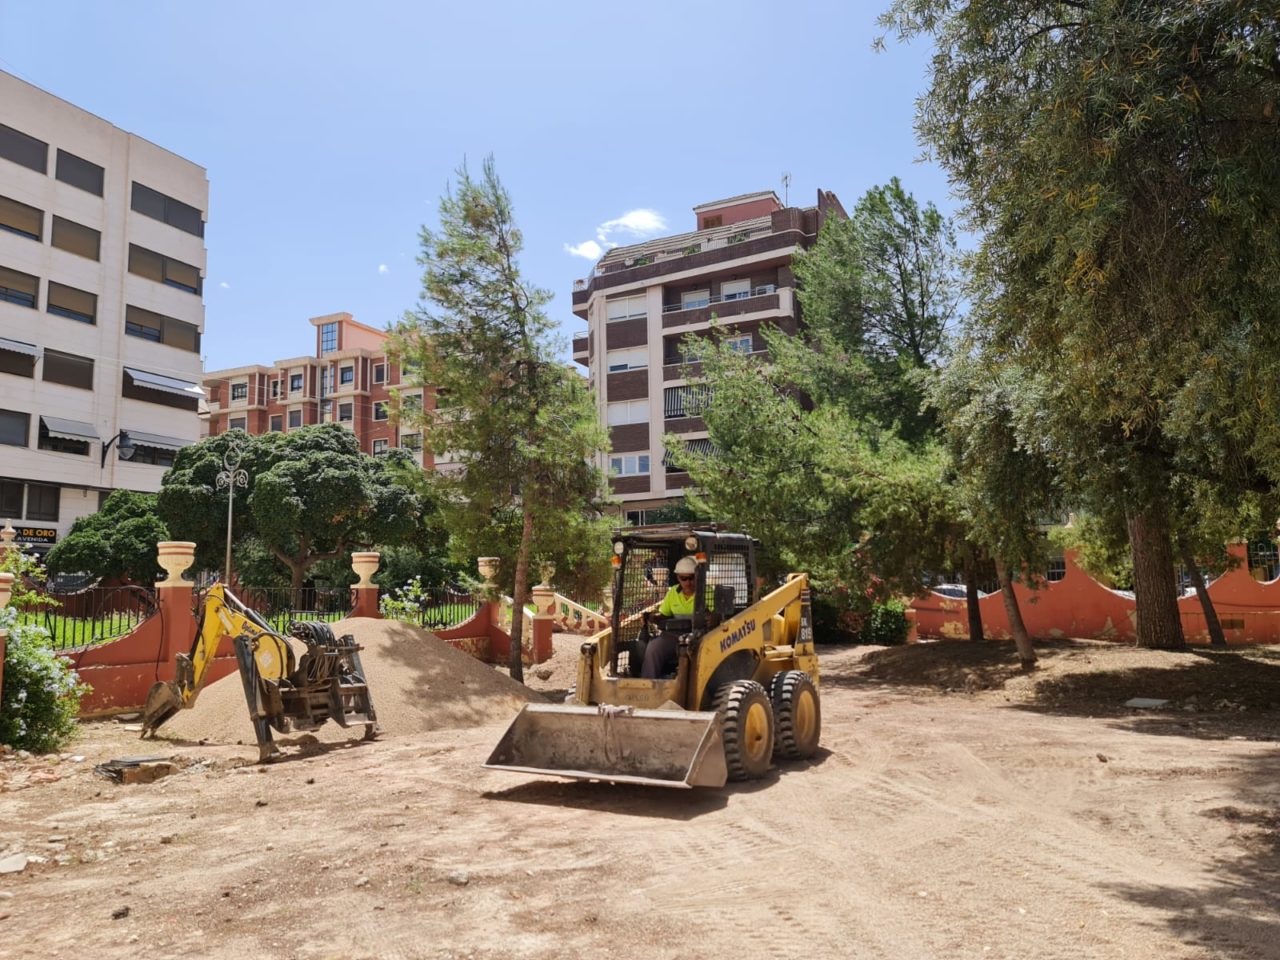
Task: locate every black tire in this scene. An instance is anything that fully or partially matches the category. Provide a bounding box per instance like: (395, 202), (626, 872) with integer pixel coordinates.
(769, 671), (821, 760)
(714, 680), (774, 781)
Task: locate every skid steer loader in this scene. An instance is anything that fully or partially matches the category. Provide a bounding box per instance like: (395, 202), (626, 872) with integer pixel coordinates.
(485, 524), (821, 789)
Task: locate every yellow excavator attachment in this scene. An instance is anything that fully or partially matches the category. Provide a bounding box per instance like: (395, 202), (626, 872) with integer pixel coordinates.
(484, 704), (728, 789)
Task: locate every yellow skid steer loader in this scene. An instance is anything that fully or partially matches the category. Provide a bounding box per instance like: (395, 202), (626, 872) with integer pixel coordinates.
(486, 525), (820, 789)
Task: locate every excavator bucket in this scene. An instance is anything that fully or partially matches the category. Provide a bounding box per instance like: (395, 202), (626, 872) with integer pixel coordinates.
(484, 704), (728, 789)
(140, 680), (184, 738)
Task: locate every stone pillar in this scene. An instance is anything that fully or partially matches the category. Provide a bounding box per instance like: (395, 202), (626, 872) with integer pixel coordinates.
(904, 606), (919, 645)
(0, 572), (13, 709)
(530, 581), (555, 664)
(155, 542), (197, 678)
(350, 551), (381, 619)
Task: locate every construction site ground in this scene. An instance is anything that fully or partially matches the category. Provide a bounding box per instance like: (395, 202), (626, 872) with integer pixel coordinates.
(3, 633), (1280, 960)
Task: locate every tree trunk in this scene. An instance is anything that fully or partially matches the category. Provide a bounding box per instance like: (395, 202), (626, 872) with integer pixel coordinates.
(962, 552), (985, 642)
(1178, 538), (1225, 647)
(508, 508), (535, 683)
(1126, 503), (1186, 650)
(290, 563), (305, 593)
(994, 557), (1036, 670)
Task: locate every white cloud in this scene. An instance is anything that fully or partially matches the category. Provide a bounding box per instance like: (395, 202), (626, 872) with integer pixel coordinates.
(219, 281), (230, 289)
(565, 208), (667, 261)
(377, 264), (389, 275)
(564, 239), (604, 260)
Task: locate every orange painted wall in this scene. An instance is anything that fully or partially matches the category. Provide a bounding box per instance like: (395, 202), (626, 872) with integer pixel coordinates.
(911, 544), (1280, 645)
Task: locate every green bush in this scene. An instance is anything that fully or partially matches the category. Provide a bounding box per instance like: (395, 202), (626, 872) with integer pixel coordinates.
(810, 592), (863, 644)
(860, 599), (908, 646)
(1, 610), (89, 752)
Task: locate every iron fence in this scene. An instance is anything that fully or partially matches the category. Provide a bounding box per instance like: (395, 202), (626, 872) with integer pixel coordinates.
(15, 584), (158, 651)
(235, 586), (355, 632)
(379, 581), (481, 632)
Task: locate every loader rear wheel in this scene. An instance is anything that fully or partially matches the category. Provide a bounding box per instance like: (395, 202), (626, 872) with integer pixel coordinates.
(714, 680), (774, 781)
(769, 671), (820, 760)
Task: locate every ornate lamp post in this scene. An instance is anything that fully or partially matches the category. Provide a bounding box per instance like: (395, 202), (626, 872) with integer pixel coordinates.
(215, 442), (249, 587)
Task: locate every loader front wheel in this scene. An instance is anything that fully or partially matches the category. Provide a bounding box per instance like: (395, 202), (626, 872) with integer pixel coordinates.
(769, 671), (820, 760)
(715, 680), (774, 781)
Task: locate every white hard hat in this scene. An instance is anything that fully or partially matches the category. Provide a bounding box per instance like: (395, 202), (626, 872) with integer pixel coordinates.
(674, 557), (698, 576)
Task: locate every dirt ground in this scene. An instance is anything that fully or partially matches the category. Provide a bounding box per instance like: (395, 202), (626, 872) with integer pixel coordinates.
(3, 635), (1280, 960)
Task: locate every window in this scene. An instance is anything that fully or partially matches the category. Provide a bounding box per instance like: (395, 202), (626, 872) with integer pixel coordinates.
(47, 283), (97, 324)
(0, 266), (38, 309)
(51, 217), (100, 260)
(231, 382), (248, 402)
(37, 420), (89, 457)
(372, 438), (388, 456)
(339, 366), (353, 385)
(320, 322), (338, 354)
(321, 367), (334, 394)
(270, 379), (280, 399)
(401, 433), (422, 451)
(1045, 553), (1067, 582)
(373, 363), (385, 384)
(373, 401), (389, 421)
(285, 409), (302, 429)
(0, 342), (36, 378)
(0, 410), (29, 447)
(624, 509), (660, 526)
(55, 150), (103, 196)
(1248, 538), (1279, 582)
(290, 373), (303, 392)
(724, 334), (753, 354)
(665, 437), (715, 473)
(606, 294), (647, 322)
(701, 214), (723, 229)
(0, 196), (42, 240)
(269, 415), (283, 432)
(321, 399), (332, 417)
(338, 402), (353, 422)
(606, 347), (647, 372)
(0, 123), (47, 174)
(26, 483), (59, 522)
(609, 454), (650, 477)
(721, 279), (751, 300)
(130, 445), (175, 467)
(43, 350), (94, 390)
(122, 367), (201, 411)
(607, 400), (648, 426)
(128, 244), (202, 294)
(0, 480), (22, 516)
(228, 417), (247, 431)
(130, 182), (203, 236)
(664, 384), (711, 419)
(681, 289), (711, 310)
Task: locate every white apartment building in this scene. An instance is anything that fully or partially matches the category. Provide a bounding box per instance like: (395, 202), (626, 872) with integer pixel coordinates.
(0, 71), (207, 553)
(571, 189), (844, 524)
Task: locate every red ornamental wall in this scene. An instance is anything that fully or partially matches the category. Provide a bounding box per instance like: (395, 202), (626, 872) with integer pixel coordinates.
(910, 543), (1280, 645)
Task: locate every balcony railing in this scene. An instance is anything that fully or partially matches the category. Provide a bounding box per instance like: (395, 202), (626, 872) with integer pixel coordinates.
(662, 285), (777, 314)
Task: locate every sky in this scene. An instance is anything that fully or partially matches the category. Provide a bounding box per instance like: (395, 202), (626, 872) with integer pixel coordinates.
(0, 0), (950, 371)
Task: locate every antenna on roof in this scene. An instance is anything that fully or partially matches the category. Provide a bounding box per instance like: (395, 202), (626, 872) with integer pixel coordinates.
(781, 172), (791, 207)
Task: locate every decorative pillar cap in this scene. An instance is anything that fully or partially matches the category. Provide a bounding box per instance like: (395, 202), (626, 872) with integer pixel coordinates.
(156, 541), (197, 588)
(351, 551), (381, 589)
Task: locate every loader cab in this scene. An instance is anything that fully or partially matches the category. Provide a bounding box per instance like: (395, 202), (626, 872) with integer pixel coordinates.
(608, 524), (758, 677)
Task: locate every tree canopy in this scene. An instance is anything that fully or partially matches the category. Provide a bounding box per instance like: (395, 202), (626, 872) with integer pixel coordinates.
(45, 490), (168, 584)
(157, 425), (430, 590)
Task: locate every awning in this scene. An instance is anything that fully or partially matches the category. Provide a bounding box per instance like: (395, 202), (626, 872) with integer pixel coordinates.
(663, 438), (717, 467)
(124, 367), (204, 398)
(125, 430), (192, 452)
(0, 336), (40, 357)
(41, 416), (100, 442)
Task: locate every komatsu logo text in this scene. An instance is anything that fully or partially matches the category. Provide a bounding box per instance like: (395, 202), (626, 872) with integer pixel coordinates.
(719, 619), (756, 653)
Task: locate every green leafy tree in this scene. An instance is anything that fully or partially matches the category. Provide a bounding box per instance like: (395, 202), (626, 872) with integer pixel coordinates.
(46, 491), (168, 584)
(394, 157), (610, 681)
(882, 1), (1280, 649)
(158, 426), (429, 591)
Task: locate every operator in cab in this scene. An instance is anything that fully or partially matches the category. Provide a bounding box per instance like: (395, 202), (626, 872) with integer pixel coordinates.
(641, 556), (716, 678)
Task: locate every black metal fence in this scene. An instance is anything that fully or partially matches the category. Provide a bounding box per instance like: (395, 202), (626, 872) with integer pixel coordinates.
(15, 584), (158, 651)
(234, 586), (355, 632)
(378, 581), (481, 631)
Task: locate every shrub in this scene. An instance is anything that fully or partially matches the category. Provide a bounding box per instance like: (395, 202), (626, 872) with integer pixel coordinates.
(860, 599), (908, 646)
(810, 592), (863, 644)
(1, 609), (89, 752)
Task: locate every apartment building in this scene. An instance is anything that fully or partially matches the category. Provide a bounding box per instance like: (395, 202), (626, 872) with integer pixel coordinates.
(0, 71), (207, 553)
(571, 189), (843, 523)
(203, 312), (433, 467)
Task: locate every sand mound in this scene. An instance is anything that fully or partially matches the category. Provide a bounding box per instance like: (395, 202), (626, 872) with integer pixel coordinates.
(162, 617), (541, 746)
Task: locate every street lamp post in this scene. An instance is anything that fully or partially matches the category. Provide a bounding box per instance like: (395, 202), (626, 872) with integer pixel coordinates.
(101, 430), (135, 467)
(215, 442), (249, 587)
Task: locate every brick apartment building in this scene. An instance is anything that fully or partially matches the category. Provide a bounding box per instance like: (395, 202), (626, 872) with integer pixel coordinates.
(571, 189), (843, 524)
(203, 312), (433, 467)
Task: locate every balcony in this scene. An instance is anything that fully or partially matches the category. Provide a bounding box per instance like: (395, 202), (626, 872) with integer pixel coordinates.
(663, 284), (775, 315)
(661, 287), (785, 329)
(663, 349), (768, 382)
(572, 335), (589, 362)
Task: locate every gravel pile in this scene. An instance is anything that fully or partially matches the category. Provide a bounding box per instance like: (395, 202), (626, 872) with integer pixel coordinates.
(162, 617), (540, 746)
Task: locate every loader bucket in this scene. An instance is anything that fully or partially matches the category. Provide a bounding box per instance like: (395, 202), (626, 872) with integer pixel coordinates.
(484, 704), (728, 789)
